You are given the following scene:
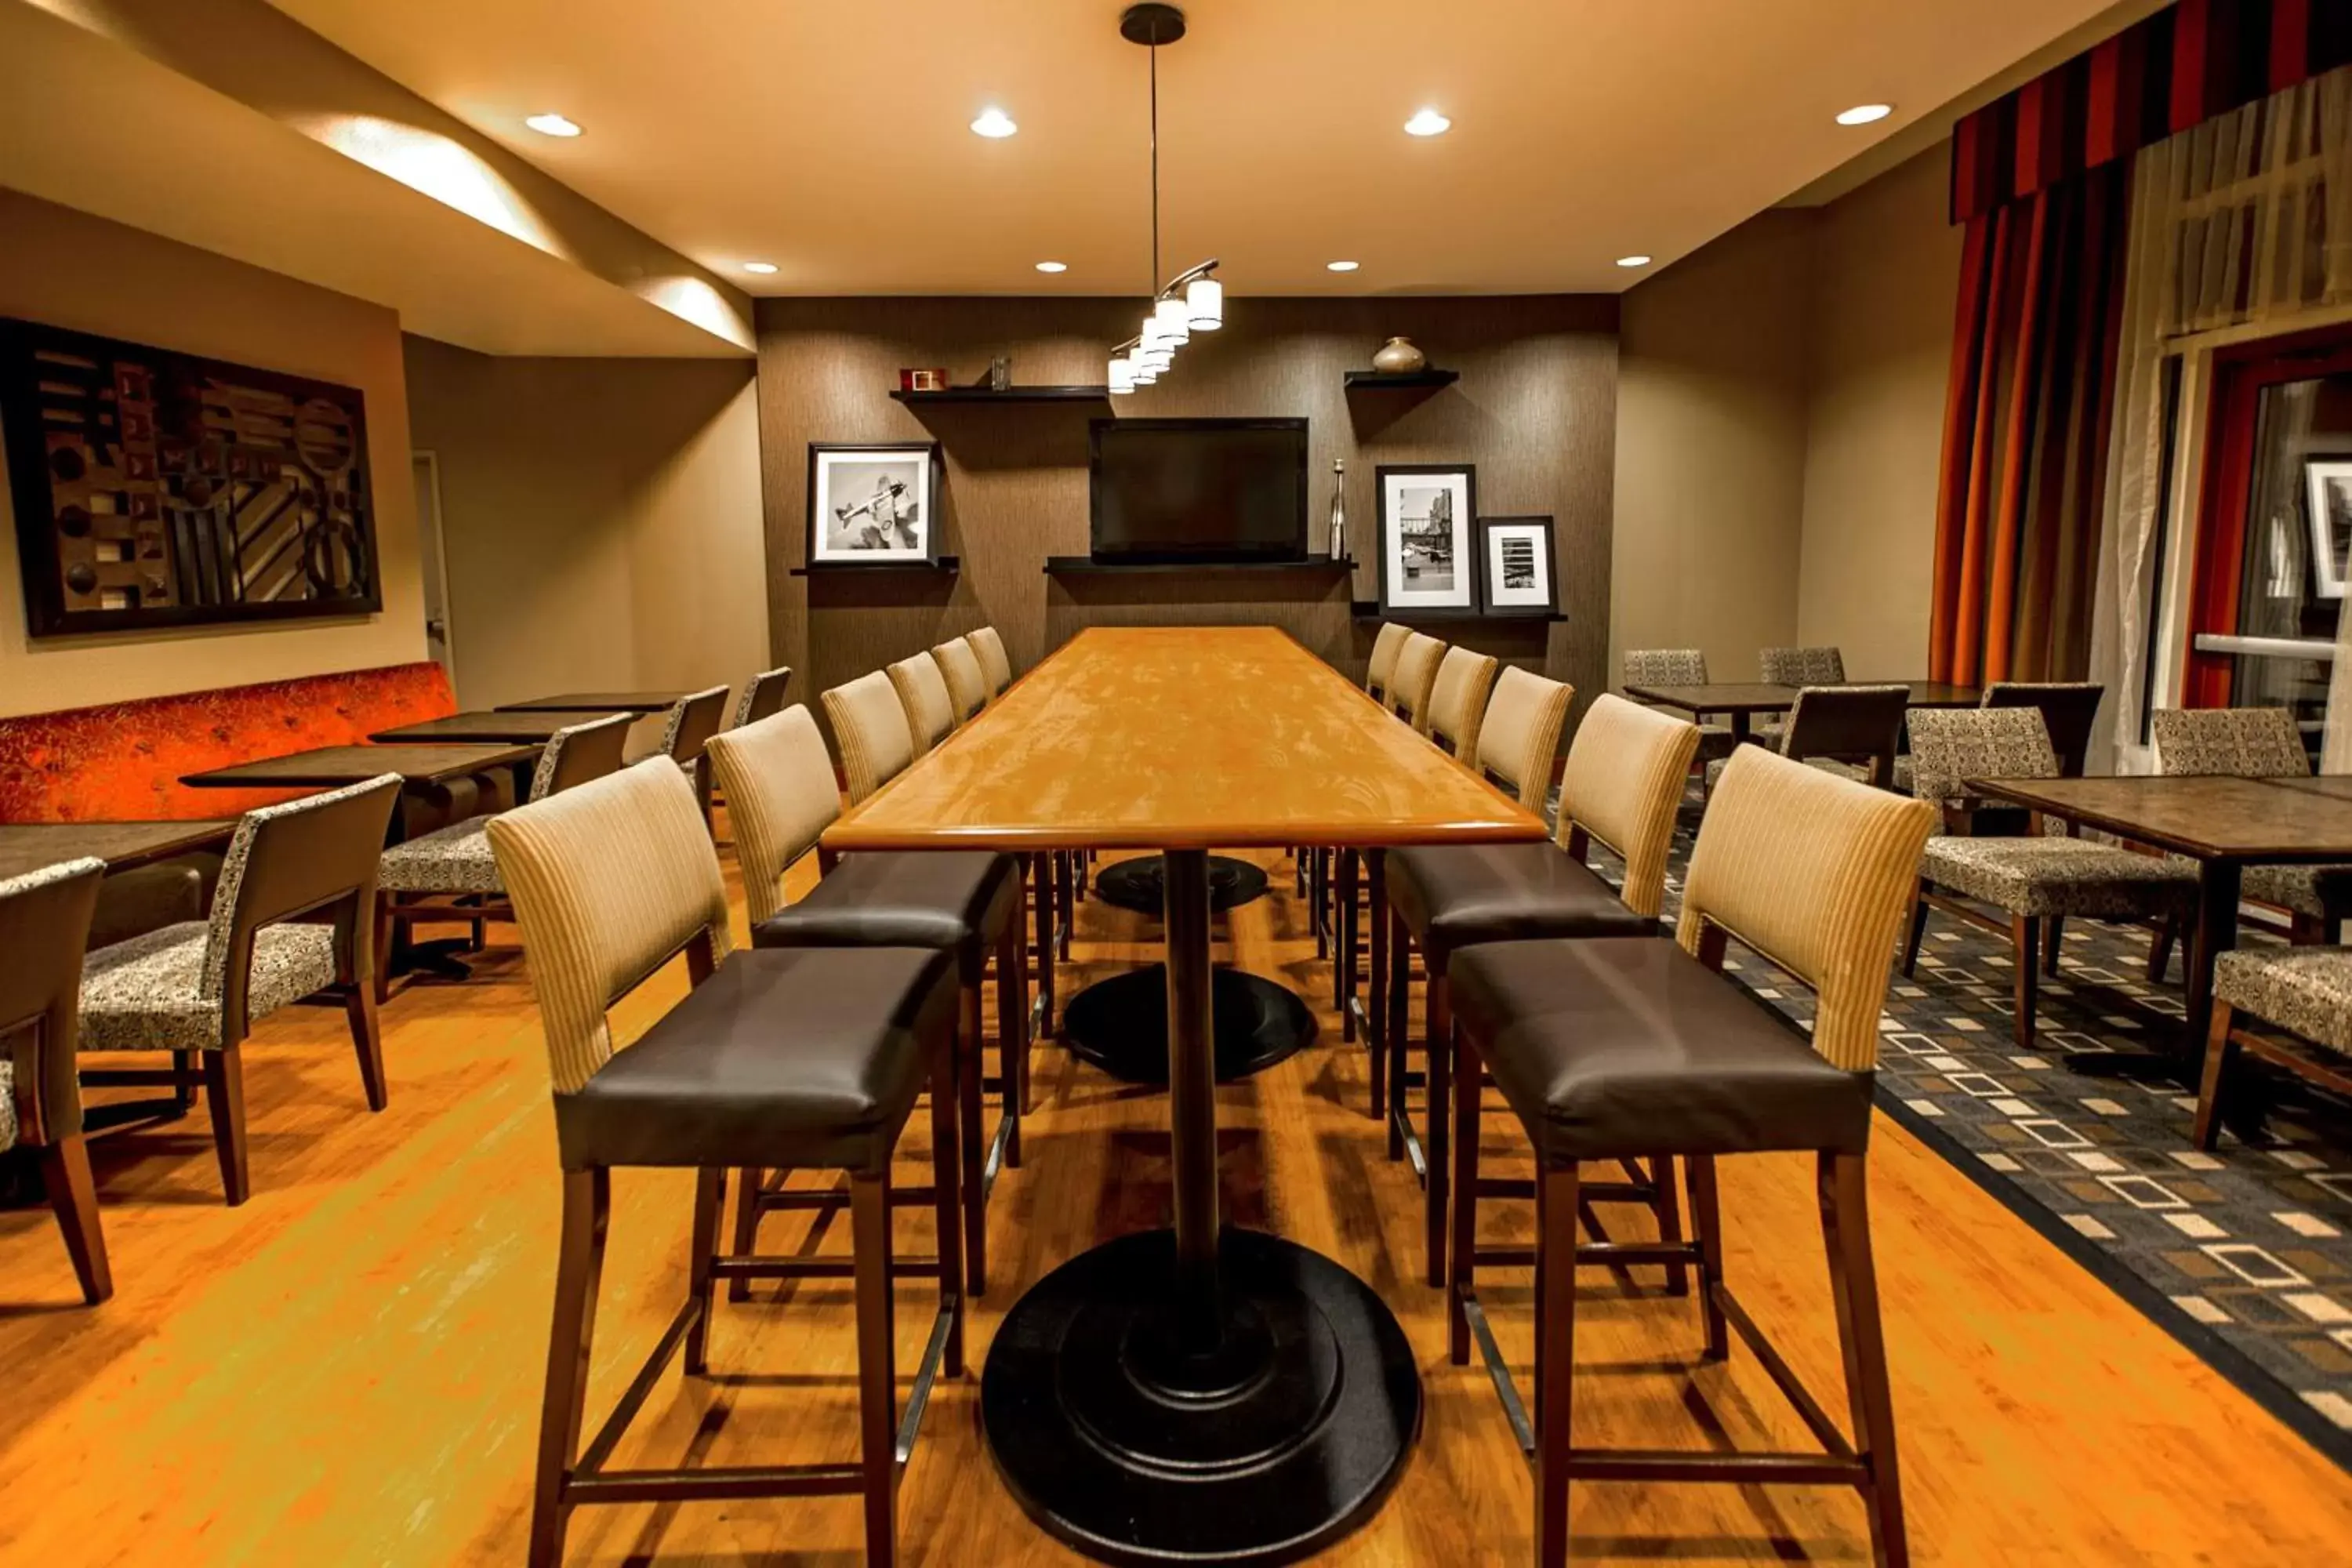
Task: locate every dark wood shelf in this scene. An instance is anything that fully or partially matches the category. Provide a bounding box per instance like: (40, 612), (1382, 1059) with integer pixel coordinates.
(1350, 601), (1564, 624)
(791, 554), (960, 577)
(890, 387), (1109, 404)
(1047, 556), (1357, 577)
(1342, 369), (1460, 390)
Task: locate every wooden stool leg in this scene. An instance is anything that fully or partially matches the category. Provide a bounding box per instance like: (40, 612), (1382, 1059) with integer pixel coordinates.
(205, 1044), (250, 1207)
(1447, 1029), (1482, 1366)
(2011, 914), (2039, 1049)
(1649, 1154), (1689, 1296)
(1055, 853), (1074, 963)
(1424, 971), (1451, 1288)
(38, 1134), (112, 1305)
(1337, 849), (1359, 1030)
(528, 1167), (609, 1568)
(1378, 913), (1406, 1123)
(930, 1035), (967, 1376)
(1819, 1152), (1910, 1568)
(684, 1167), (723, 1376)
(1386, 929), (1412, 1163)
(1686, 1153), (1728, 1361)
(1312, 849), (1329, 960)
(1367, 851), (1387, 1083)
(727, 1167), (764, 1303)
(372, 891), (395, 1006)
(1534, 1162), (1581, 1568)
(345, 984), (388, 1112)
(2192, 1003), (2240, 1152)
(1033, 855), (1057, 1036)
(852, 1167), (900, 1568)
(996, 924), (1027, 1167)
(960, 982), (988, 1299)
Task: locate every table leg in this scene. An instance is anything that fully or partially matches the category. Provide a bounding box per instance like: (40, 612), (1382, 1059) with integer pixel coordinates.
(1730, 710), (1751, 746)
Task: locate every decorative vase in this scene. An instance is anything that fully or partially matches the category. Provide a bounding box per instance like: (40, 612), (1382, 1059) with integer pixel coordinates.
(1371, 336), (1427, 374)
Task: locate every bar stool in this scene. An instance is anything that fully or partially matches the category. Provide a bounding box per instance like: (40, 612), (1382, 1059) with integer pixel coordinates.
(488, 758), (965, 1568)
(931, 639), (990, 723)
(821, 670), (916, 804)
(1386, 695), (1697, 1285)
(706, 706), (1026, 1298)
(1, 857), (111, 1305)
(966, 626), (1014, 697)
(887, 652), (958, 757)
(1446, 747), (1933, 1568)
(1365, 621), (1410, 709)
(1388, 632), (1446, 732)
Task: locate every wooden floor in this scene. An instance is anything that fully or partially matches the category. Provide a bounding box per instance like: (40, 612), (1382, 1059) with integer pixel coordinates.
(5, 847), (2352, 1565)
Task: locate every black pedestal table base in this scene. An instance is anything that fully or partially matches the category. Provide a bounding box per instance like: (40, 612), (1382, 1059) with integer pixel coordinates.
(981, 1225), (1421, 1566)
(1060, 964), (1316, 1083)
(1092, 853), (1269, 917)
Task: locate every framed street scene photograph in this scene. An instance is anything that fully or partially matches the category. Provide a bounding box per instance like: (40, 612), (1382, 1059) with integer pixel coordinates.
(808, 442), (941, 565)
(1476, 515), (1558, 617)
(2303, 457), (2352, 599)
(1375, 463), (1476, 615)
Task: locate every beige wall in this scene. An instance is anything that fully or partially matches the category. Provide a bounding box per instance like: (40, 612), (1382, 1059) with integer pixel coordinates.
(0, 188), (424, 717)
(401, 339), (768, 711)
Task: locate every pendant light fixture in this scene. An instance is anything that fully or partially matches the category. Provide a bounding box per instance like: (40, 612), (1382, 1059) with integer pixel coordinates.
(1107, 4), (1219, 394)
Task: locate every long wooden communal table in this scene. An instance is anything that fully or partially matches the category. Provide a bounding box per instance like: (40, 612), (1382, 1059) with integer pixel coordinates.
(824, 625), (1546, 1564)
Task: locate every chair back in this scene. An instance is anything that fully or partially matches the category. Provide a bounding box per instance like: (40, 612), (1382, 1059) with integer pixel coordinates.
(487, 759), (733, 1095)
(0, 858), (104, 1147)
(932, 639), (990, 722)
(886, 652), (957, 757)
(1558, 695), (1700, 917)
(1981, 681), (2102, 777)
(208, 775), (401, 1033)
(1389, 633), (1447, 732)
(1473, 667), (1573, 810)
(1760, 646), (1846, 685)
(1907, 707), (2058, 806)
(1366, 622), (1410, 702)
(527, 713), (636, 803)
(1426, 648), (1500, 760)
(728, 666), (794, 730)
(705, 706), (844, 924)
(967, 627), (1014, 695)
(1623, 648), (1708, 688)
(1678, 748), (1936, 1072)
(1779, 684), (1909, 787)
(2151, 706), (2310, 778)
(659, 685), (732, 765)
(821, 670), (917, 804)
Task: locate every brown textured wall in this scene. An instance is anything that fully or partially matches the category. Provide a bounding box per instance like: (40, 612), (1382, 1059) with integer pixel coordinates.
(754, 296), (1619, 744)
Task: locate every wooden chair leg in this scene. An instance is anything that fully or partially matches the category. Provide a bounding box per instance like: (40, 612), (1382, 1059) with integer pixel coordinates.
(2043, 914), (2066, 976)
(372, 891), (395, 1006)
(2147, 913), (2177, 984)
(204, 1044), (250, 1206)
(960, 982), (988, 1298)
(1901, 891), (1929, 977)
(528, 1167), (609, 1568)
(727, 1166), (764, 1303)
(2192, 1003), (2240, 1151)
(1447, 1028), (1481, 1366)
(1336, 849), (1359, 1032)
(345, 984), (388, 1112)
(684, 1167), (723, 1376)
(2010, 914), (2038, 1049)
(1424, 971), (1451, 1288)
(1033, 855), (1056, 1036)
(1054, 852), (1074, 964)
(1312, 849), (1329, 960)
(1367, 851), (1387, 1080)
(1649, 1154), (1689, 1296)
(1378, 913), (1406, 1124)
(1386, 927), (1414, 1163)
(1818, 1152), (1910, 1568)
(1534, 1162), (1581, 1568)
(929, 1034), (967, 1375)
(38, 1134), (112, 1305)
(172, 1049), (197, 1112)
(1686, 1154), (1728, 1361)
(852, 1167), (900, 1568)
(996, 924), (1027, 1167)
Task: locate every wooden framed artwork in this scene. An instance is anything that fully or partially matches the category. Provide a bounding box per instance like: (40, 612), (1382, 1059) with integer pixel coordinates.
(1, 317), (380, 637)
(808, 441), (942, 565)
(1375, 463), (1476, 616)
(1476, 515), (1559, 617)
(2303, 457), (2352, 599)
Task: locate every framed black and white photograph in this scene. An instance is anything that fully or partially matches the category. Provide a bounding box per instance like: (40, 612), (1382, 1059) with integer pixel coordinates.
(808, 442), (941, 565)
(1476, 515), (1558, 617)
(1375, 463), (1476, 615)
(2304, 458), (2352, 599)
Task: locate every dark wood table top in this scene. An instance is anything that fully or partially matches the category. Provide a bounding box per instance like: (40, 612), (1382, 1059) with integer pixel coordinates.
(370, 710), (626, 745)
(1624, 680), (1983, 713)
(495, 691), (687, 714)
(181, 743), (537, 789)
(1968, 775), (2352, 863)
(0, 819), (237, 880)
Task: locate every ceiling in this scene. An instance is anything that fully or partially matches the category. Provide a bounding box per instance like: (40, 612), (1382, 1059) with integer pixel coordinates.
(267, 0), (2123, 299)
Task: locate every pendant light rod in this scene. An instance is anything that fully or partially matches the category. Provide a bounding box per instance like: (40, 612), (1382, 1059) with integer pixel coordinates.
(1149, 34), (1160, 302)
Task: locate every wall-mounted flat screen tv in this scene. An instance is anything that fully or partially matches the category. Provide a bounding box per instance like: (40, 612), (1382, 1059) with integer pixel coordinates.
(1088, 417), (1309, 563)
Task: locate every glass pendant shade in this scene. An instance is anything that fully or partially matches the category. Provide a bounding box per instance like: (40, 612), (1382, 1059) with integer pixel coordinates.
(1141, 342), (1173, 372)
(1131, 359), (1159, 385)
(1108, 357), (1136, 394)
(1154, 296), (1191, 345)
(1186, 275), (1223, 329)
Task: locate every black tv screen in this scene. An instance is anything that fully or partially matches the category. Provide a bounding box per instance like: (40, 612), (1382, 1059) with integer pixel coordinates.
(1088, 418), (1309, 562)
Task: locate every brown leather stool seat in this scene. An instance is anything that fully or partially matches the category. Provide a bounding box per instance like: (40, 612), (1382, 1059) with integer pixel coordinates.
(1388, 843), (1656, 963)
(1448, 936), (1872, 1162)
(554, 946), (956, 1174)
(752, 851), (1019, 982)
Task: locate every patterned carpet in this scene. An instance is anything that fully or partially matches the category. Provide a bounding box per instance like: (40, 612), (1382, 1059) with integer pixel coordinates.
(1580, 790), (2352, 1470)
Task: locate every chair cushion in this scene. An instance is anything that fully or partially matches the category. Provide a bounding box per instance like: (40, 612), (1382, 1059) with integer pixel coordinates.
(0, 1058), (15, 1153)
(379, 818), (501, 894)
(1921, 837), (2198, 920)
(752, 850), (1018, 979)
(1449, 935), (1873, 1163)
(553, 946), (956, 1173)
(2244, 862), (2352, 923)
(2216, 946), (2352, 1055)
(1388, 842), (1656, 965)
(78, 920), (338, 1052)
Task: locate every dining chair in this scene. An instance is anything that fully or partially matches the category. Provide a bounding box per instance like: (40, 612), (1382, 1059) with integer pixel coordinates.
(2194, 945), (2352, 1148)
(1, 857), (111, 1304)
(633, 684), (731, 823)
(1446, 746), (1934, 1568)
(728, 666), (795, 730)
(78, 775), (402, 1204)
(487, 757), (964, 1568)
(966, 626), (1014, 696)
(1904, 708), (2196, 1045)
(932, 639), (990, 724)
(1388, 632), (1447, 733)
(1623, 647), (1736, 769)
(1425, 647), (1500, 761)
(1365, 622), (1411, 708)
(1982, 681), (2101, 777)
(887, 652), (959, 757)
(1707, 684), (1909, 791)
(2152, 706), (2350, 942)
(1472, 666), (1573, 811)
(1755, 647), (1845, 746)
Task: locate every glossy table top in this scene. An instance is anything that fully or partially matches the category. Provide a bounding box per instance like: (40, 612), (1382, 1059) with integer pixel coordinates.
(0, 819), (235, 880)
(824, 626), (1548, 852)
(182, 743), (536, 789)
(495, 691), (688, 714)
(1624, 680), (1984, 713)
(370, 710), (626, 745)
(1969, 775), (2352, 862)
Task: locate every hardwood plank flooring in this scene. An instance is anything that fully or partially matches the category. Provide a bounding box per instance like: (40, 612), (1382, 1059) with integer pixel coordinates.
(4, 849), (2350, 1564)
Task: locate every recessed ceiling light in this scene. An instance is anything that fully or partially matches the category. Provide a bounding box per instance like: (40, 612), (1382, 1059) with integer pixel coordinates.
(1035, 260), (1068, 274)
(1327, 260), (1360, 272)
(742, 261), (779, 274)
(1403, 108), (1451, 137)
(1616, 255), (1652, 268)
(1835, 103), (1893, 126)
(523, 112), (583, 138)
(971, 107), (1018, 138)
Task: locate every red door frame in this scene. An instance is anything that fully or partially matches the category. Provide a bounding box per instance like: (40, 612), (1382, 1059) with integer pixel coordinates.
(2183, 323), (2352, 708)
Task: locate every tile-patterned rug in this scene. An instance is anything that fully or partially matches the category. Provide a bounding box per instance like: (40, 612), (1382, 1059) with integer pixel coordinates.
(1575, 791), (2352, 1470)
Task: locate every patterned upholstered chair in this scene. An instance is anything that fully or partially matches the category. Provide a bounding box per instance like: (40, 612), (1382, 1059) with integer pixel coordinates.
(487, 758), (964, 1568)
(373, 713), (635, 999)
(728, 666), (794, 730)
(1904, 708), (2196, 1047)
(2, 857), (111, 1305)
(886, 652), (958, 758)
(1755, 647), (1846, 746)
(931, 639), (990, 724)
(1623, 647), (1736, 766)
(1365, 622), (1411, 708)
(966, 626), (1014, 696)
(1425, 648), (1500, 762)
(2195, 946), (2352, 1148)
(78, 776), (402, 1203)
(1706, 684), (1911, 792)
(2153, 706), (2350, 942)
(1446, 747), (1933, 1568)
(1388, 632), (1447, 733)
(1983, 681), (2102, 777)
(625, 684), (730, 822)
(1386, 694), (1699, 1287)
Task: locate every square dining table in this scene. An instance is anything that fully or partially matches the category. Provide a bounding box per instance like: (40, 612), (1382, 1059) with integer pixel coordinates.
(824, 624), (1546, 1564)
(494, 691), (688, 715)
(1624, 679), (1983, 742)
(368, 709), (631, 746)
(0, 818), (236, 882)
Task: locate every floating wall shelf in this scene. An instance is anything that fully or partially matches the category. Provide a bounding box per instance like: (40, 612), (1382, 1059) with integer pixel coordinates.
(1047, 556), (1358, 577)
(890, 387), (1110, 404)
(1349, 601), (1564, 624)
(791, 554), (961, 578)
(1341, 369), (1459, 390)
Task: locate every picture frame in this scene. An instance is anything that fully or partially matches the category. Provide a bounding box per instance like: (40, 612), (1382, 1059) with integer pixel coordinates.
(807, 441), (942, 565)
(2303, 458), (2352, 600)
(1375, 463), (1477, 615)
(1475, 515), (1559, 617)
